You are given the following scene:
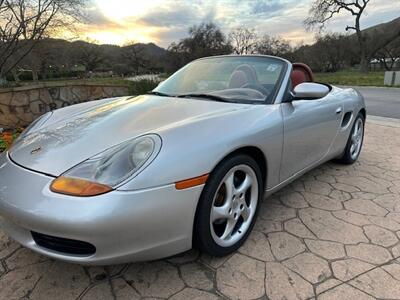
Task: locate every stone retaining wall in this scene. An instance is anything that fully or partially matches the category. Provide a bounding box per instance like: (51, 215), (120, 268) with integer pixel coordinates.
(0, 83), (130, 128)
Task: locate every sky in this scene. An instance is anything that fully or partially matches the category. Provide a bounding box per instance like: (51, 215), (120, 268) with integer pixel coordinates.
(78, 0), (400, 47)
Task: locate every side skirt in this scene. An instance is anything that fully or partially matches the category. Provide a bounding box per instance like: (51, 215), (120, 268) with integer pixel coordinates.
(264, 151), (340, 198)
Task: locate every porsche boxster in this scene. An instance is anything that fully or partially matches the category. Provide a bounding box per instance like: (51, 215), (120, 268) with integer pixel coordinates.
(0, 55), (366, 264)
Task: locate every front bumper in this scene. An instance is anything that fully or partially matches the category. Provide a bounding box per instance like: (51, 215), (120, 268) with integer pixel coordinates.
(0, 153), (203, 265)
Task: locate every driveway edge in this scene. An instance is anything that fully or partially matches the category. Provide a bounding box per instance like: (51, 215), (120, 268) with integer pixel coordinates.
(367, 115), (400, 128)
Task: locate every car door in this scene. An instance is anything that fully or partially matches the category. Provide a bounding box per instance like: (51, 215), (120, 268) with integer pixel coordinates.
(280, 95), (343, 182)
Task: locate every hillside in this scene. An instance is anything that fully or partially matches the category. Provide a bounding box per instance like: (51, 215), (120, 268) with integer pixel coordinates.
(10, 39), (168, 80)
(348, 16), (400, 53)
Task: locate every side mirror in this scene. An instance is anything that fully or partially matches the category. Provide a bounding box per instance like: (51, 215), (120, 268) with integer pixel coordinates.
(292, 82), (330, 100)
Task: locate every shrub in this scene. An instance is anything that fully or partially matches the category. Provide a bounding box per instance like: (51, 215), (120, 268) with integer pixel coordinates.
(128, 79), (160, 95)
(0, 129), (23, 152)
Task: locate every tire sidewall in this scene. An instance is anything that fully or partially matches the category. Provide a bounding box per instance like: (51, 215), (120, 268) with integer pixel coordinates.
(193, 154), (264, 256)
(342, 113), (365, 164)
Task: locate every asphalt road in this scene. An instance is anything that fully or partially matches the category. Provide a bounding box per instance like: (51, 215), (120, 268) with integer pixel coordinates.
(351, 86), (400, 119)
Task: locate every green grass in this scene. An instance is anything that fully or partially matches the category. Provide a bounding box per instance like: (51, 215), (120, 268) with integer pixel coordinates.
(314, 70), (389, 87)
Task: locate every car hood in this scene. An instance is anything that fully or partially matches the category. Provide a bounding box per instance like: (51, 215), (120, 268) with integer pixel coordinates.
(9, 95), (251, 176)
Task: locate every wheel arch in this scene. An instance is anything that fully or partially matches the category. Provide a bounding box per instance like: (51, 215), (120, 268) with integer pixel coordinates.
(192, 145), (268, 251)
(213, 146), (268, 190)
(359, 108), (366, 120)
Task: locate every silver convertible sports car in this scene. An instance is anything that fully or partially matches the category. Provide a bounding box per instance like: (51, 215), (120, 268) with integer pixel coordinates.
(0, 55), (365, 265)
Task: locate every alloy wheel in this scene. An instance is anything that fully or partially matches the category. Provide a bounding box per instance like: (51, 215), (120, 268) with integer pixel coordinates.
(350, 118), (364, 160)
(209, 164), (258, 247)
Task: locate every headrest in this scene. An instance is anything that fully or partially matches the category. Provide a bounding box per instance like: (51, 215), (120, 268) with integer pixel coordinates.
(291, 63), (314, 89)
(228, 70), (249, 89)
(291, 70), (307, 88)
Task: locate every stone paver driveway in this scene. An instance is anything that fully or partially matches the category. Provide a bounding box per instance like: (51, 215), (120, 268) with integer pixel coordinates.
(1, 120), (400, 300)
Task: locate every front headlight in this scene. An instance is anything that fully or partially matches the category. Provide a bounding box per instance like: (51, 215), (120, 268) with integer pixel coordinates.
(51, 134), (162, 196)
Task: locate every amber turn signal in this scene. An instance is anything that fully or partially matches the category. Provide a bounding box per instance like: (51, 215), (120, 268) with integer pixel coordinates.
(175, 174), (209, 190)
(50, 177), (112, 197)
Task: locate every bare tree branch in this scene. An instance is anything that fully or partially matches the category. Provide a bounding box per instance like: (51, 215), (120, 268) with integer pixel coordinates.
(229, 27), (258, 55)
(304, 0), (376, 73)
(0, 0), (86, 82)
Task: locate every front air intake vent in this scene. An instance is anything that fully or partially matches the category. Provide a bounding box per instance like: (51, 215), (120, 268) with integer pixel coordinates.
(31, 231), (96, 256)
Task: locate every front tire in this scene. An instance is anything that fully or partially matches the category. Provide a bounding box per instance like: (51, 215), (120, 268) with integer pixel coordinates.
(193, 154), (263, 256)
(337, 112), (365, 164)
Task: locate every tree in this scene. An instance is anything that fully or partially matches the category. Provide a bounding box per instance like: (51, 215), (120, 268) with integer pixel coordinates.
(0, 0), (86, 84)
(166, 22), (232, 71)
(304, 0), (400, 73)
(122, 41), (149, 75)
(315, 33), (356, 71)
(74, 39), (105, 73)
(375, 38), (400, 71)
(17, 39), (58, 81)
(229, 28), (257, 55)
(256, 35), (292, 59)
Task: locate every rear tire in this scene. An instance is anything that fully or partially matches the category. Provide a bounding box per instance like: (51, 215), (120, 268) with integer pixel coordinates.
(336, 112), (365, 164)
(193, 154), (263, 256)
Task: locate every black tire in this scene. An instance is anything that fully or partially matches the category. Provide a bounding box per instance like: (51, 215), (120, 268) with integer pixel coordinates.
(336, 112), (365, 164)
(193, 154), (263, 256)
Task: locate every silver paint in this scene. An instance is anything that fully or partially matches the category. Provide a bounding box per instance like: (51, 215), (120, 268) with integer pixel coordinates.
(293, 82), (330, 99)
(0, 55), (366, 264)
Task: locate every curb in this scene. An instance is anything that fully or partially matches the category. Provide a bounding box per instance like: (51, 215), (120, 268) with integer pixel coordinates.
(338, 85), (400, 89)
(367, 115), (400, 128)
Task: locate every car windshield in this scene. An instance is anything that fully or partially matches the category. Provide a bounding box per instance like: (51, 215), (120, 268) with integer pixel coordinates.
(153, 56), (286, 103)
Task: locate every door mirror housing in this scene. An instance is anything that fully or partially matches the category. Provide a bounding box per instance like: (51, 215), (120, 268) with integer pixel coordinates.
(292, 82), (330, 100)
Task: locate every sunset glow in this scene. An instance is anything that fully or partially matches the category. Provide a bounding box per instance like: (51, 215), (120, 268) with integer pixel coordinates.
(96, 0), (165, 20)
(73, 0), (400, 47)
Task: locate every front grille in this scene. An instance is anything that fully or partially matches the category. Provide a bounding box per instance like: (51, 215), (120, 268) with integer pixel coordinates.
(31, 231), (96, 256)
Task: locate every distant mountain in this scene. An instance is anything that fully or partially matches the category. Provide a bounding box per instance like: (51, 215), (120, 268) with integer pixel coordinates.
(16, 38), (168, 76)
(122, 42), (167, 57)
(69, 40), (167, 59)
(348, 16), (400, 53)
(359, 17), (400, 37)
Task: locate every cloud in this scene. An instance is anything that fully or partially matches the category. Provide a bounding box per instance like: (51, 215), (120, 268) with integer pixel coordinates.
(85, 4), (110, 26)
(79, 0), (399, 47)
(137, 6), (198, 28)
(249, 0), (286, 15)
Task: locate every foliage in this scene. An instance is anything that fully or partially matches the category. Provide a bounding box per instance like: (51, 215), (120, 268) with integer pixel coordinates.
(304, 0), (400, 73)
(0, 129), (22, 152)
(122, 42), (151, 76)
(0, 0), (87, 82)
(229, 28), (258, 55)
(256, 35), (294, 60)
(74, 39), (106, 73)
(375, 35), (400, 71)
(3, 38), (167, 83)
(293, 33), (359, 72)
(166, 22), (232, 72)
(128, 79), (159, 95)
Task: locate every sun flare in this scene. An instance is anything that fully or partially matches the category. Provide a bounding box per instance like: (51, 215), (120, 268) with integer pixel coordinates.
(96, 0), (165, 21)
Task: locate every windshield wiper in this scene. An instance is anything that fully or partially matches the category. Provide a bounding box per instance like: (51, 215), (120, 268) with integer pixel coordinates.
(147, 91), (175, 97)
(177, 93), (230, 102)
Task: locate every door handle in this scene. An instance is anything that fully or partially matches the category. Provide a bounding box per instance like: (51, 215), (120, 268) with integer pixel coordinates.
(335, 107), (342, 114)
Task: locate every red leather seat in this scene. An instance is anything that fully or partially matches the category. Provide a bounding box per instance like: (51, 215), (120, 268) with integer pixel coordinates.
(291, 63), (314, 89)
